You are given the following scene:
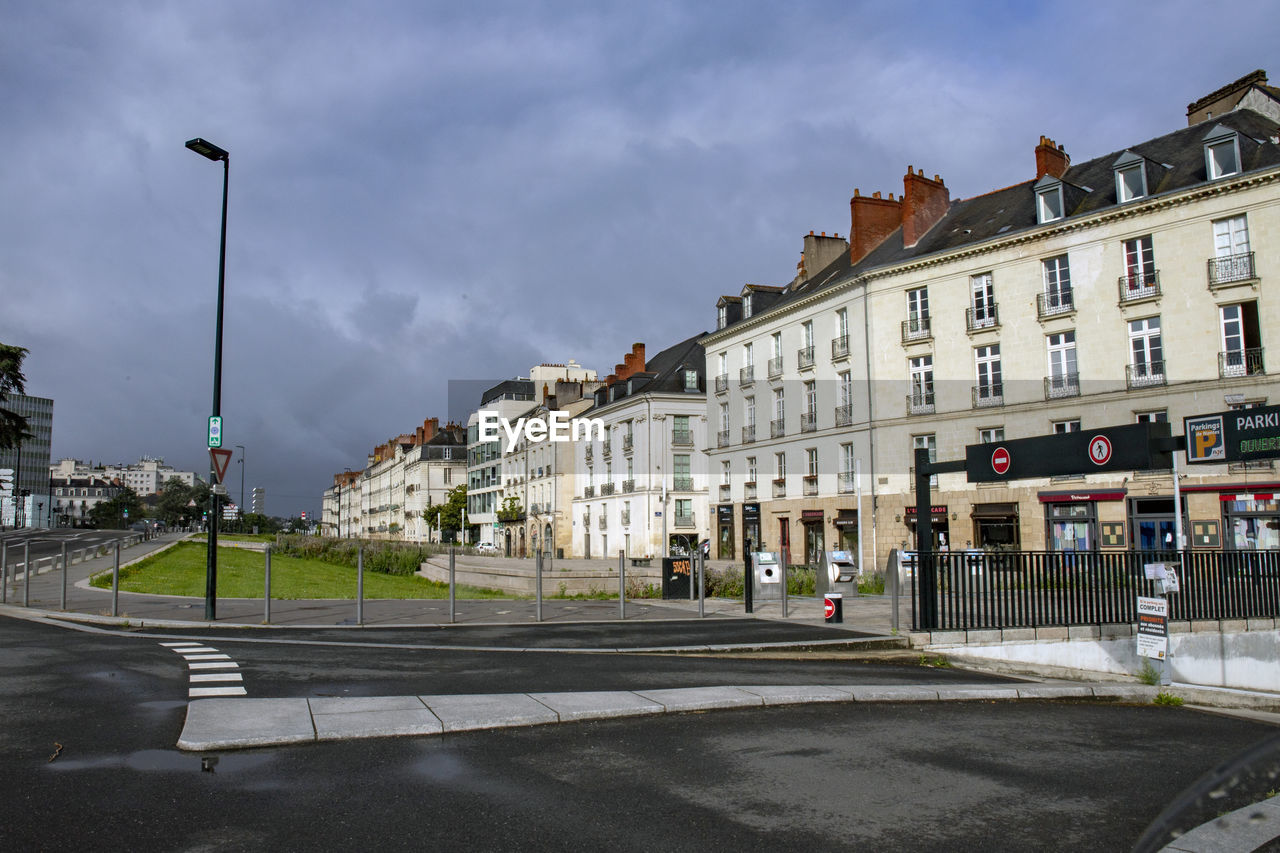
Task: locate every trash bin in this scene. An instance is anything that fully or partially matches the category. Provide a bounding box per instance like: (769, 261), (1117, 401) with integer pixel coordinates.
(753, 551), (783, 601)
(824, 593), (843, 624)
(661, 556), (693, 599)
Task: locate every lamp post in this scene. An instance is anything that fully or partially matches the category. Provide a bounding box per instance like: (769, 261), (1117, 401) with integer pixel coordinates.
(236, 444), (246, 529)
(186, 136), (229, 621)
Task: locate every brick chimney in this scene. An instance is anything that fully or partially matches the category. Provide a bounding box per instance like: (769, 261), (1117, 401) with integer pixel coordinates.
(849, 190), (902, 263)
(901, 167), (950, 248)
(1035, 136), (1070, 179)
(632, 342), (646, 371)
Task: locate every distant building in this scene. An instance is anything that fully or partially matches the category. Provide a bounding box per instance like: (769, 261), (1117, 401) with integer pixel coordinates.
(50, 457), (200, 496)
(0, 393), (54, 528)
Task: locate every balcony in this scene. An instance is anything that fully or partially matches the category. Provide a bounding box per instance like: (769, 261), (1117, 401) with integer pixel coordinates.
(834, 404), (853, 427)
(797, 346), (815, 370)
(831, 335), (850, 360)
(602, 442), (612, 459)
(772, 478), (786, 498)
(582, 513), (590, 528)
(621, 510), (631, 525)
(906, 390), (935, 416)
(600, 482), (615, 496)
(1126, 361), (1166, 389)
(584, 446), (593, 462)
(598, 515), (607, 530)
(1118, 272), (1160, 303)
(1208, 252), (1256, 288)
(803, 475), (818, 496)
(717, 429), (730, 448)
(715, 373), (729, 394)
(674, 513), (694, 529)
(837, 471), (856, 494)
(719, 483), (731, 501)
(1044, 373), (1080, 400)
(673, 476), (694, 491)
(745, 481), (757, 500)
(1220, 348), (1265, 378)
(672, 429), (693, 447)
(972, 384), (1004, 408)
(767, 356), (783, 379)
(583, 485), (595, 498)
(623, 479), (635, 493)
(1037, 289), (1074, 319)
(739, 365), (755, 386)
(801, 411), (817, 433)
(901, 317), (931, 343)
(771, 418), (785, 439)
(529, 502), (540, 515)
(966, 304), (999, 331)
(622, 434), (633, 452)
(741, 424), (756, 444)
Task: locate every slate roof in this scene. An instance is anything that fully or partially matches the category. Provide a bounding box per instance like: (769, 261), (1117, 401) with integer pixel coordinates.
(586, 332), (708, 413)
(710, 108), (1280, 333)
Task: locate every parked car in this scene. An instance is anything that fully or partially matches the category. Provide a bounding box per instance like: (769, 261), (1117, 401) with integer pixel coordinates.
(474, 542), (500, 554)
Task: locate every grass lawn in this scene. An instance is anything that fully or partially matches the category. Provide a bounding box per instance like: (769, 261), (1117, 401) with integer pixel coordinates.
(90, 541), (508, 599)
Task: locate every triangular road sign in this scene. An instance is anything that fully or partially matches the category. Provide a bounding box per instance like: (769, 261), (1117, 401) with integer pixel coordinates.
(210, 447), (234, 484)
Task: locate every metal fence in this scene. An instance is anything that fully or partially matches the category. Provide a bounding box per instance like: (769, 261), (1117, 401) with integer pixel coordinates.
(910, 549), (1280, 631)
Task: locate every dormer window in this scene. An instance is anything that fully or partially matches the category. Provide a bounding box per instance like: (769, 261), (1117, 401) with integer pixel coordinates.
(684, 369), (699, 391)
(717, 304), (727, 329)
(742, 294), (753, 318)
(1113, 151), (1148, 202)
(1035, 177), (1064, 224)
(1204, 125), (1240, 179)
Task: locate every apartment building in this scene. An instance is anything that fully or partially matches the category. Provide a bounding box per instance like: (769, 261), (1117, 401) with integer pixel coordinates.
(51, 457), (199, 496)
(1, 393), (53, 528)
(570, 337), (710, 559)
(704, 70), (1280, 571)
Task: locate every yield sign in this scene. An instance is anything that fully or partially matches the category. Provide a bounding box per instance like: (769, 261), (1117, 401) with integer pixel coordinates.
(210, 447), (234, 483)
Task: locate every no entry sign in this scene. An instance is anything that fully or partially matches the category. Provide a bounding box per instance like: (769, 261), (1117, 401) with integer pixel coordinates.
(991, 447), (1011, 475)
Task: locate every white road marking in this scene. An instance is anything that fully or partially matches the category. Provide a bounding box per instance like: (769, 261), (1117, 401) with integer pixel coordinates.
(189, 686), (247, 698)
(188, 661), (239, 670)
(181, 653), (231, 661)
(176, 647), (220, 655)
(189, 673), (243, 683)
(160, 642), (201, 648)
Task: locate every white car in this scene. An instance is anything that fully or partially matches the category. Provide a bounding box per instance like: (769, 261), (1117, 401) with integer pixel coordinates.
(474, 542), (500, 554)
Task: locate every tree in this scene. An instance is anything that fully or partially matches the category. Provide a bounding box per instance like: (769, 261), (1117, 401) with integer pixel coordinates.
(156, 477), (194, 526)
(496, 495), (524, 523)
(0, 343), (32, 451)
(89, 486), (144, 530)
(423, 484), (466, 542)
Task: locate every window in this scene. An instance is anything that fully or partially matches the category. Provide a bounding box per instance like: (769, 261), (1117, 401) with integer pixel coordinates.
(802, 380), (817, 431)
(743, 342), (753, 367)
(744, 395), (756, 427)
(673, 455), (691, 490)
(684, 369), (698, 391)
(746, 456), (757, 484)
(1210, 215), (1254, 286)
(905, 287), (930, 338)
(717, 403), (729, 447)
(836, 308), (848, 339)
(775, 452), (786, 480)
(1205, 128), (1241, 179)
(1041, 255), (1072, 315)
(1046, 331), (1078, 398)
(801, 320), (814, 350)
(974, 344), (1002, 406)
(913, 434), (937, 487)
(837, 370), (853, 426)
(721, 460), (731, 485)
(1116, 160), (1147, 202)
(718, 352), (727, 376)
(626, 457), (634, 481)
(1036, 182), (1064, 223)
(1127, 317), (1164, 387)
(1121, 235), (1157, 297)
(806, 448), (818, 476)
(1220, 302), (1264, 377)
(970, 273), (996, 328)
(773, 388), (785, 431)
(717, 304), (727, 329)
(979, 427), (1005, 444)
(771, 331), (782, 359)
(908, 355), (933, 411)
(1053, 419), (1081, 434)
(1135, 411), (1167, 423)
(742, 294), (753, 318)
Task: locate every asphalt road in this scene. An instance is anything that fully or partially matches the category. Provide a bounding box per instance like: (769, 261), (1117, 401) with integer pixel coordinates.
(0, 527), (136, 565)
(3, 613), (1277, 851)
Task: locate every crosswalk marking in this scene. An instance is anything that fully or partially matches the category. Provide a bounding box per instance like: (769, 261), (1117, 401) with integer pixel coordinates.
(160, 642), (248, 699)
(189, 686), (248, 698)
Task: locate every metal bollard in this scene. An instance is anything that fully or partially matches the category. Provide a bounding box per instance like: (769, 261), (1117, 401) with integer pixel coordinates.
(618, 550), (625, 621)
(112, 542), (120, 617)
(535, 549), (543, 623)
(60, 543), (68, 611)
(781, 558), (788, 619)
(356, 546), (364, 627)
(1, 539), (7, 605)
(264, 546), (272, 624)
(697, 550), (705, 619)
(23, 542), (30, 607)
(448, 547), (456, 624)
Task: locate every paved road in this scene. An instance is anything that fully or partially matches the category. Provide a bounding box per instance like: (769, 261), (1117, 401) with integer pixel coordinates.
(2, 614), (1276, 851)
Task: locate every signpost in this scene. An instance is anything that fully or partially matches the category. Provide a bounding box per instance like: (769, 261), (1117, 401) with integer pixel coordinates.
(207, 416), (223, 448)
(1185, 403), (1280, 465)
(1136, 596), (1168, 660)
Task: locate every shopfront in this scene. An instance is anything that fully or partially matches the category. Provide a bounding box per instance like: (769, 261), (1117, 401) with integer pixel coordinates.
(1127, 496), (1186, 551)
(1221, 493), (1280, 550)
(1040, 490), (1125, 552)
(801, 509), (824, 566)
(716, 504), (735, 559)
(971, 502), (1019, 550)
(742, 502), (761, 555)
(906, 505), (949, 550)
(833, 509), (859, 552)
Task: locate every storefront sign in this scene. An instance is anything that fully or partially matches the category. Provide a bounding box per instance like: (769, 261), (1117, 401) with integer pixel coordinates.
(1186, 403), (1280, 464)
(904, 505), (948, 516)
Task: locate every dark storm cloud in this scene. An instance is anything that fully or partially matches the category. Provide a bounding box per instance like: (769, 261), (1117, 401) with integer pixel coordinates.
(2, 0), (1278, 515)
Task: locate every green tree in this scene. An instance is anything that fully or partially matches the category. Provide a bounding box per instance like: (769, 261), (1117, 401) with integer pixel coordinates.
(423, 484), (466, 542)
(0, 343), (32, 451)
(89, 486), (144, 530)
(156, 477), (194, 526)
(496, 495), (524, 522)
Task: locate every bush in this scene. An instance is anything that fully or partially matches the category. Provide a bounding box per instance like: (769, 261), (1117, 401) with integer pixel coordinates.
(272, 535), (451, 577)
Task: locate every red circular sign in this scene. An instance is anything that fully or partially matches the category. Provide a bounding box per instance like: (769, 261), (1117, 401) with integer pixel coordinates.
(991, 446), (1011, 475)
(823, 598), (835, 619)
(1088, 435), (1113, 466)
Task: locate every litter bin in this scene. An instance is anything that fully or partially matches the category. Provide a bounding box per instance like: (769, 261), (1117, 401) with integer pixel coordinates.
(661, 556), (693, 599)
(823, 593), (843, 624)
(753, 551), (783, 601)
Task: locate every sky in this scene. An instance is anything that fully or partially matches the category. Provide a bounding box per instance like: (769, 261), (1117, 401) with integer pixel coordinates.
(3, 0), (1278, 518)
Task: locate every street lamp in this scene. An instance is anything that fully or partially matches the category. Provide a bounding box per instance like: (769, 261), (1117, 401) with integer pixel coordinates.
(236, 444), (246, 528)
(186, 136), (229, 621)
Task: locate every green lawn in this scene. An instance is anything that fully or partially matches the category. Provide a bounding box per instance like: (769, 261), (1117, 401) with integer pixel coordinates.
(90, 541), (508, 599)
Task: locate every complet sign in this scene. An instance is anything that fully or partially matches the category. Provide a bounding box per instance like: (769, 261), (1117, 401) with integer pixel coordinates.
(1136, 596), (1168, 660)
(1185, 403), (1280, 464)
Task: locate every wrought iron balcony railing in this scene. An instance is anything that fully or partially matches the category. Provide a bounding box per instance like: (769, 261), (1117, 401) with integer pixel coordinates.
(837, 471), (856, 494)
(1044, 373), (1080, 399)
(906, 390), (935, 415)
(716, 429), (730, 448)
(714, 374), (729, 393)
(835, 404), (853, 426)
(1219, 348), (1265, 378)
(797, 346), (815, 370)
(672, 429), (693, 447)
(673, 476), (694, 492)
(1126, 361), (1166, 389)
(1118, 271), (1160, 303)
(801, 411), (817, 432)
(771, 418), (785, 438)
(1208, 252), (1256, 288)
(901, 317), (931, 343)
(739, 366), (755, 386)
(966, 304), (999, 331)
(803, 475), (818, 496)
(741, 425), (756, 444)
(831, 336), (850, 360)
(1036, 289), (1074, 319)
(767, 356), (783, 379)
(972, 384), (1004, 408)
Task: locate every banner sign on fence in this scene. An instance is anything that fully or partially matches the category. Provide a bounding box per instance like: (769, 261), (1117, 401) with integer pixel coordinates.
(1136, 596), (1168, 660)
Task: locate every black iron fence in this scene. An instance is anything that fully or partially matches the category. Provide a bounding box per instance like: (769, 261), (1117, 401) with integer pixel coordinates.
(910, 549), (1280, 631)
